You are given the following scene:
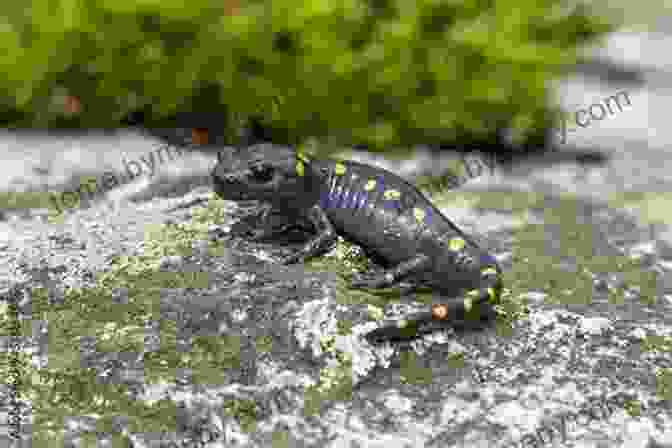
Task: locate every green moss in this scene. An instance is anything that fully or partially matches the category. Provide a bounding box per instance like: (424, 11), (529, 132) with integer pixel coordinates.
(641, 335), (672, 354)
(623, 399), (642, 417)
(495, 194), (660, 313)
(446, 351), (465, 369)
(0, 190), (55, 210)
(32, 430), (68, 448)
(271, 430), (291, 448)
(336, 318), (353, 336)
(303, 359), (354, 417)
(471, 190), (545, 214)
(366, 304), (385, 321)
(222, 398), (258, 433)
(415, 166), (464, 196)
(255, 335), (273, 354)
(656, 368), (672, 402)
(399, 350), (433, 385)
(608, 192), (672, 226)
(492, 287), (529, 337)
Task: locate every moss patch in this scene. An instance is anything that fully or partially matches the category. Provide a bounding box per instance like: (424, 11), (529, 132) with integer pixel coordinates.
(608, 192), (672, 227)
(399, 350), (433, 385)
(303, 358), (354, 417)
(0, 190), (55, 210)
(222, 398), (259, 433)
(465, 193), (662, 311)
(1, 194), (246, 442)
(656, 369), (672, 402)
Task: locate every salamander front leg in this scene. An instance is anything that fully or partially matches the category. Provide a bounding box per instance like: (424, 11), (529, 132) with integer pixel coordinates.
(231, 206), (293, 241)
(280, 205), (338, 265)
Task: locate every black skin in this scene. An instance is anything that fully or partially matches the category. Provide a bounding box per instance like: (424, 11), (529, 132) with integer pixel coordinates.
(212, 144), (503, 342)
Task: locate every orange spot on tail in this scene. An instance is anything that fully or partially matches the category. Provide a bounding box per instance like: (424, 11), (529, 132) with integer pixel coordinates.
(432, 304), (448, 320)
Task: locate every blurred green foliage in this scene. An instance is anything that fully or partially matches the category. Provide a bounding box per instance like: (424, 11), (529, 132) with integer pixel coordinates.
(1, 0), (617, 150)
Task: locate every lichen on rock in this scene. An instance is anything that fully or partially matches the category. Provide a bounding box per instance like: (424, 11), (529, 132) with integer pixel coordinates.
(292, 296), (396, 389)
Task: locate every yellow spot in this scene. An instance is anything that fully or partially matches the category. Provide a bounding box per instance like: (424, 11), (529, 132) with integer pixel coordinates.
(487, 288), (497, 302)
(364, 179), (376, 191)
(397, 319), (408, 328)
(466, 289), (480, 298)
(481, 267), (498, 276)
(463, 298), (473, 312)
(335, 163), (346, 176)
(413, 207), (425, 222)
(296, 143), (310, 163)
(296, 160), (304, 176)
(448, 237), (466, 251)
(383, 189), (401, 200)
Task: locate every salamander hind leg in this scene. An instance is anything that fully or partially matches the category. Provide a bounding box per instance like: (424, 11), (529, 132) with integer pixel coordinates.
(364, 263), (502, 343)
(350, 254), (431, 289)
(230, 207), (292, 241)
(431, 263), (502, 324)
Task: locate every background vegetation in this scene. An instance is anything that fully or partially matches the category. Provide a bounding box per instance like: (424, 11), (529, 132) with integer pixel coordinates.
(0, 0), (620, 153)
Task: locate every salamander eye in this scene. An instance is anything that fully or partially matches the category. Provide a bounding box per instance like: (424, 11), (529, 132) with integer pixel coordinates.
(250, 164), (274, 182)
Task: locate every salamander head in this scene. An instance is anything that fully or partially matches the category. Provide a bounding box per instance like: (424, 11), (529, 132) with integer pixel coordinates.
(212, 143), (319, 204)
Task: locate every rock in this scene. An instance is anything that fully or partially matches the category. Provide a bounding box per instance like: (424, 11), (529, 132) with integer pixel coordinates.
(578, 316), (613, 336)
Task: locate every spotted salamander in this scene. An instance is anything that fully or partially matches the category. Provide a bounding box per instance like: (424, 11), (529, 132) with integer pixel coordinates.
(212, 144), (502, 341)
